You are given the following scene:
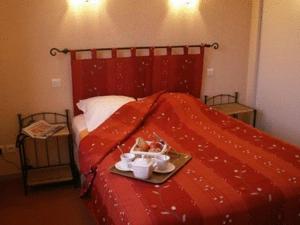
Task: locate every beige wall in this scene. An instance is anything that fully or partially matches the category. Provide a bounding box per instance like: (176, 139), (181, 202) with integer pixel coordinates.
(246, 0), (263, 106)
(0, 0), (252, 175)
(256, 0), (300, 146)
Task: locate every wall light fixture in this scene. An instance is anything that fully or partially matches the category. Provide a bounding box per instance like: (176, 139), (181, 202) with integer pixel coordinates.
(70, 0), (101, 6)
(170, 0), (199, 9)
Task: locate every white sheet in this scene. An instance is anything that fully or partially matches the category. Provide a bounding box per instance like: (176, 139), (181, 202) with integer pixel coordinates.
(77, 95), (135, 132)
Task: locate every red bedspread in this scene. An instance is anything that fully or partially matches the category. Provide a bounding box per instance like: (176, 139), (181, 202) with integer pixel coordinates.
(79, 92), (300, 225)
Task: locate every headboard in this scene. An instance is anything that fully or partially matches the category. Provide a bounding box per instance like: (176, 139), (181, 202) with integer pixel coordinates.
(67, 45), (212, 115)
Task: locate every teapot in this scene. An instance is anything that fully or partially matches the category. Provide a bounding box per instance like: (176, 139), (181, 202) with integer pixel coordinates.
(129, 157), (156, 179)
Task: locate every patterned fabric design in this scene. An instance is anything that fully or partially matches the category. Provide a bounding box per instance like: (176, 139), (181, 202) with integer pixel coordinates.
(79, 92), (300, 225)
(70, 48), (204, 115)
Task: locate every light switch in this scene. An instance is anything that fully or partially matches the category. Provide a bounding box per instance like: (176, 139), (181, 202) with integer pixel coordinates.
(207, 68), (214, 77)
(51, 78), (61, 88)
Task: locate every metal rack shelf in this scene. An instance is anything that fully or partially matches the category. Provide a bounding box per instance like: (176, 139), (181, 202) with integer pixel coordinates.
(27, 165), (73, 186)
(16, 110), (77, 195)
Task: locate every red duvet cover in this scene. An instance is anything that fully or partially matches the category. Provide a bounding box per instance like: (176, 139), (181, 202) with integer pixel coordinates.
(79, 92), (300, 225)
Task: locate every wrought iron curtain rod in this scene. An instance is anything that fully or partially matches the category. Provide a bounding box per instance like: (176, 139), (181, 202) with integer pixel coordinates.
(49, 42), (219, 56)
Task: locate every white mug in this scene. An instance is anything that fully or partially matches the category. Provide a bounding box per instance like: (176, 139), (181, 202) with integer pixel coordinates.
(155, 155), (170, 171)
(120, 153), (135, 168)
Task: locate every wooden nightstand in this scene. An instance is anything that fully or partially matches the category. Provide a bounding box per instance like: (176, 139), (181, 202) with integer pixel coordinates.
(204, 92), (257, 127)
(16, 110), (77, 195)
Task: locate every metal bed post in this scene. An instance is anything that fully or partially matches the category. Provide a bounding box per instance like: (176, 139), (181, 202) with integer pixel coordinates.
(17, 114), (29, 194)
(65, 109), (78, 186)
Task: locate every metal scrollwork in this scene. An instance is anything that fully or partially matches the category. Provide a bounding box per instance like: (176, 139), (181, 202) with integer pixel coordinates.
(211, 42), (219, 50)
(50, 48), (69, 56)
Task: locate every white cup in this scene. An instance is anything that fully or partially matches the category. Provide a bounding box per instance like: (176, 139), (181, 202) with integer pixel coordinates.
(130, 158), (154, 180)
(155, 155), (170, 171)
(120, 153), (135, 168)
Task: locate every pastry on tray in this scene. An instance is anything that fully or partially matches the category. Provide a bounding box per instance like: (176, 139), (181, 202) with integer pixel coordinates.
(135, 137), (150, 152)
(131, 137), (167, 155)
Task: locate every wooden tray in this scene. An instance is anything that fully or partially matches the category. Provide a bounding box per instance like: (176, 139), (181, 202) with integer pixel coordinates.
(110, 151), (192, 184)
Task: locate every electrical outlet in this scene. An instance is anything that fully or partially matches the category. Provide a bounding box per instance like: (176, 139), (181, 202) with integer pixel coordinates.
(3, 144), (16, 153)
(51, 78), (61, 88)
(207, 68), (215, 77)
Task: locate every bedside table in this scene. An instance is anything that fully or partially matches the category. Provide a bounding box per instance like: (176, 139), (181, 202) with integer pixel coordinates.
(16, 110), (77, 195)
(204, 92), (257, 127)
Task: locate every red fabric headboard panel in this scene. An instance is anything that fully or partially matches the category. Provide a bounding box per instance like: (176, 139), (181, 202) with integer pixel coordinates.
(71, 47), (205, 115)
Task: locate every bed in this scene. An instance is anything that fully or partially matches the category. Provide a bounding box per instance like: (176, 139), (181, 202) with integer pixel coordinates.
(68, 46), (300, 225)
(72, 92), (300, 225)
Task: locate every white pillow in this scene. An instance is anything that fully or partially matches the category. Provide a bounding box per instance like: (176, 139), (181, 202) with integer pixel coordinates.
(77, 95), (135, 132)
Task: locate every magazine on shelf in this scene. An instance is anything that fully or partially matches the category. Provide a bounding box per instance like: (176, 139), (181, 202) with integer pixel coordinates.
(22, 120), (66, 139)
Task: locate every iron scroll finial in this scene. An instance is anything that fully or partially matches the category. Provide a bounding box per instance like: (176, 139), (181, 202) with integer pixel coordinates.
(200, 42), (219, 50)
(211, 42), (219, 50)
(50, 48), (69, 56)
